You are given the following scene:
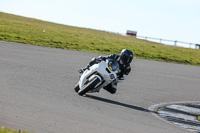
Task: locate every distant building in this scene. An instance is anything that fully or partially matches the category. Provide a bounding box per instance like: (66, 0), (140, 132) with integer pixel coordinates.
(195, 44), (200, 49)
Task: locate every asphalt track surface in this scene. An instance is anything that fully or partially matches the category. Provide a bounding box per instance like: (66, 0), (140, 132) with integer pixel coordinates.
(0, 41), (200, 133)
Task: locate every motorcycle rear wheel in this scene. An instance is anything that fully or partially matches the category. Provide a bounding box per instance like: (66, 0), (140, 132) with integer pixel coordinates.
(78, 77), (100, 96)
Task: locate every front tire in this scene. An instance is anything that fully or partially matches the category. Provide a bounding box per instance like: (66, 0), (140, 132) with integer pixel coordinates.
(78, 77), (100, 96)
(74, 83), (80, 93)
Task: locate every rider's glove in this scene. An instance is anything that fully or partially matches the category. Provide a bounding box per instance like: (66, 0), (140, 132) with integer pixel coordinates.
(98, 56), (107, 61)
(96, 58), (102, 63)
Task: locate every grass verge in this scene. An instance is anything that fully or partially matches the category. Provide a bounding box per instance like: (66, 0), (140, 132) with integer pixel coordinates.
(0, 126), (29, 133)
(0, 12), (200, 66)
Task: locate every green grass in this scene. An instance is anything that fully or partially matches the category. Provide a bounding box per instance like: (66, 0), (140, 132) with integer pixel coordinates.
(198, 116), (200, 122)
(1, 12), (200, 66)
(0, 126), (29, 133)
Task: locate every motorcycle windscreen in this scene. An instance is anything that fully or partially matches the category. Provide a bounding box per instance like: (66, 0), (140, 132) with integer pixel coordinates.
(107, 59), (119, 71)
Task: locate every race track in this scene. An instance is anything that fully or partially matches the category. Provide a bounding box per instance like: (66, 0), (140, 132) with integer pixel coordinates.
(0, 41), (200, 133)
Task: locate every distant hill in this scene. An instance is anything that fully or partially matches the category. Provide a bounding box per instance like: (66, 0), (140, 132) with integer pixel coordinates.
(0, 12), (200, 66)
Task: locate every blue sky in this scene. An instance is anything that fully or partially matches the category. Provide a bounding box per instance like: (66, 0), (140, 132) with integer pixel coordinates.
(0, 0), (200, 45)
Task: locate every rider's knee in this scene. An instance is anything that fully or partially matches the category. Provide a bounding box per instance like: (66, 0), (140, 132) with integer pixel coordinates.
(103, 85), (117, 94)
(110, 88), (117, 94)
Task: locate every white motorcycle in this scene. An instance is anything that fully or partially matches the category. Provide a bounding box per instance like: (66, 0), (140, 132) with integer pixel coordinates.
(74, 59), (120, 96)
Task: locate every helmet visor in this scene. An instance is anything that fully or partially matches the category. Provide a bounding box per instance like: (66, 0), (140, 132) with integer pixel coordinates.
(124, 55), (133, 64)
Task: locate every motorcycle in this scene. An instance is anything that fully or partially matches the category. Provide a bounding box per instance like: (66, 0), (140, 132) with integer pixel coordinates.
(74, 59), (120, 96)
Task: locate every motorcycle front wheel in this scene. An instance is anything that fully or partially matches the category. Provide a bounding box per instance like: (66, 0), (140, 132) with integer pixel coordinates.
(78, 77), (100, 96)
(74, 83), (80, 93)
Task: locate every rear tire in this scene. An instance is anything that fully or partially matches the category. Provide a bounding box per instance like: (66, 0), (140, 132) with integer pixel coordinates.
(78, 77), (100, 96)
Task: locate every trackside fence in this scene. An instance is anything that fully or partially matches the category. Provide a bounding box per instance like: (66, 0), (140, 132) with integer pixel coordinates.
(136, 35), (200, 49)
(97, 30), (199, 49)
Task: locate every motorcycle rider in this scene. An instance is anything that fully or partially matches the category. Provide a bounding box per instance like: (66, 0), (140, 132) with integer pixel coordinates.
(78, 49), (134, 94)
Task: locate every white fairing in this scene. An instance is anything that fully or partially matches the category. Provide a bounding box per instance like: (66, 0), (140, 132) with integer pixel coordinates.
(79, 60), (118, 93)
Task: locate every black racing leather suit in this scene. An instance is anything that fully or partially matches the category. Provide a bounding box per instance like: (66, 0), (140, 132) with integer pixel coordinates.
(87, 54), (131, 94)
